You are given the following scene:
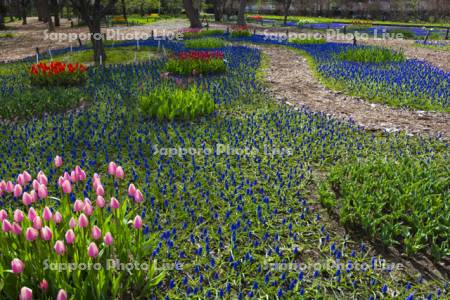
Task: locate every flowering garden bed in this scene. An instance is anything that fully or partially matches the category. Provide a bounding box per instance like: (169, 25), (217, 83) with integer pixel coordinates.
(0, 38), (448, 299)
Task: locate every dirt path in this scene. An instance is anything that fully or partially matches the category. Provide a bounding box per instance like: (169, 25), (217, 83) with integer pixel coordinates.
(257, 45), (450, 138)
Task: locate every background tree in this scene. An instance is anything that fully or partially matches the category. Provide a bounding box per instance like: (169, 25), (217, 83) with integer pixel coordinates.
(120, 0), (127, 20)
(70, 0), (116, 64)
(277, 0), (293, 26)
(237, 0), (246, 25)
(213, 0), (223, 21)
(183, 0), (202, 28)
(0, 0), (6, 29)
(160, 0), (182, 15)
(19, 0), (31, 24)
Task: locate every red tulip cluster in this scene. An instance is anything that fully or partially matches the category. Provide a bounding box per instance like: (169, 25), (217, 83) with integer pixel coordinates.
(29, 61), (87, 86)
(177, 51), (225, 61)
(30, 62), (86, 76)
(249, 15), (263, 21)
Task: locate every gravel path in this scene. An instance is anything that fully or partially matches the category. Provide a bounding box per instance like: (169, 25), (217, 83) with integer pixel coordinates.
(257, 45), (450, 138)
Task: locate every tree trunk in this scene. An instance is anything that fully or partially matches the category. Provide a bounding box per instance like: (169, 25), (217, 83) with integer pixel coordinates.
(283, 0), (292, 26)
(48, 15), (55, 31)
(121, 0), (127, 21)
(21, 0), (27, 25)
(237, 0), (246, 26)
(214, 0), (223, 21)
(140, 3), (144, 17)
(0, 15), (4, 30)
(89, 22), (106, 65)
(183, 0), (202, 28)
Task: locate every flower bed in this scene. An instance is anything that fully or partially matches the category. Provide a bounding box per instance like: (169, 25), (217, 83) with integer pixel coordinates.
(30, 62), (87, 86)
(0, 159), (164, 299)
(165, 51), (227, 76)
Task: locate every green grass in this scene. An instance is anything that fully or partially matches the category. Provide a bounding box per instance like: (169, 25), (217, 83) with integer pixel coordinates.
(44, 46), (159, 65)
(184, 37), (227, 49)
(415, 42), (450, 52)
(290, 37), (326, 44)
(320, 155), (450, 260)
(139, 83), (215, 120)
(337, 47), (405, 63)
(0, 33), (14, 38)
(182, 29), (225, 39)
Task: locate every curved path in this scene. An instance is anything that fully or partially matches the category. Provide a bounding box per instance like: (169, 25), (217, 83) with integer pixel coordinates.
(256, 45), (450, 138)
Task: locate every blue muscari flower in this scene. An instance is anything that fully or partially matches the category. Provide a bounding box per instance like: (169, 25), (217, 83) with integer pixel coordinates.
(381, 284), (388, 294)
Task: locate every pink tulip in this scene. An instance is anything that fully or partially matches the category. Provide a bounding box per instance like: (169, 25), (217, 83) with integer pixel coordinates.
(96, 196), (105, 208)
(96, 185), (105, 196)
(22, 192), (33, 206)
(14, 209), (24, 223)
(73, 199), (84, 212)
(70, 171), (77, 182)
(110, 197), (120, 210)
(11, 258), (25, 274)
(17, 174), (25, 186)
(78, 213), (89, 228)
(134, 189), (144, 203)
(32, 216), (42, 230)
(0, 180), (6, 192)
(75, 165), (82, 177)
(0, 209), (7, 221)
(115, 166), (125, 179)
(65, 229), (75, 244)
(53, 212), (62, 224)
(104, 232), (113, 246)
(108, 162), (117, 175)
(61, 180), (72, 194)
(26, 227), (38, 241)
(56, 289), (67, 300)
(12, 223), (22, 235)
(92, 225), (102, 240)
(40, 226), (52, 241)
(133, 215), (143, 229)
(2, 219), (12, 232)
(39, 279), (48, 291)
(54, 240), (65, 255)
(19, 287), (32, 300)
(84, 202), (93, 216)
(69, 217), (77, 229)
(78, 170), (87, 181)
(28, 207), (37, 221)
(42, 207), (52, 221)
(13, 184), (23, 198)
(37, 171), (48, 185)
(88, 242), (99, 258)
(128, 183), (136, 197)
(30, 190), (38, 202)
(57, 176), (64, 187)
(6, 181), (14, 193)
(63, 172), (70, 181)
(37, 184), (48, 199)
(54, 155), (63, 168)
(32, 179), (39, 191)
(23, 171), (32, 183)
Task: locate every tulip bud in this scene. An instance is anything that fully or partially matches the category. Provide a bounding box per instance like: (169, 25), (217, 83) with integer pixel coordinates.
(11, 258), (25, 274)
(54, 240), (66, 255)
(88, 242), (99, 258)
(19, 287), (32, 300)
(104, 232), (113, 246)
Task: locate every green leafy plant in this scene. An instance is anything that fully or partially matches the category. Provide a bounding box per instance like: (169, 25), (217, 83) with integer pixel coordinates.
(336, 47), (405, 63)
(184, 37), (227, 49)
(230, 30), (252, 38)
(139, 83), (215, 120)
(320, 155), (450, 260)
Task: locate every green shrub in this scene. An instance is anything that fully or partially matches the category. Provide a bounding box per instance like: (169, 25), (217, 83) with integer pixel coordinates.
(320, 156), (449, 259)
(182, 29), (225, 39)
(230, 30), (252, 38)
(290, 37), (326, 44)
(139, 84), (215, 120)
(337, 47), (405, 63)
(184, 38), (227, 49)
(165, 54), (226, 76)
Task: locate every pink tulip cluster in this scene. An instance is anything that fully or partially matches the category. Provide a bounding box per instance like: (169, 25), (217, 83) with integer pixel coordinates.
(0, 156), (146, 300)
